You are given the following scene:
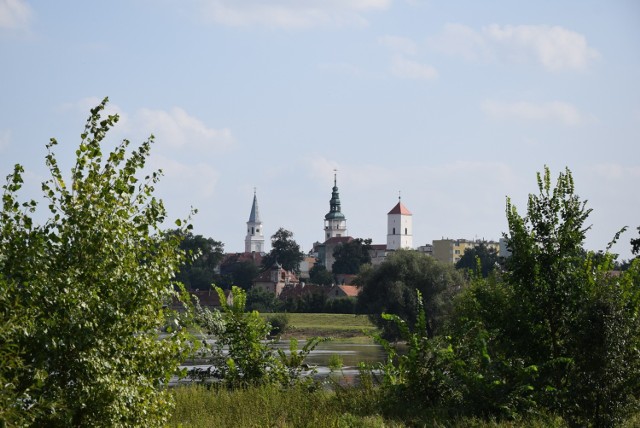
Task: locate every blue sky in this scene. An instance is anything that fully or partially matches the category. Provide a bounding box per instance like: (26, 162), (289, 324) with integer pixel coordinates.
(1, 0), (639, 259)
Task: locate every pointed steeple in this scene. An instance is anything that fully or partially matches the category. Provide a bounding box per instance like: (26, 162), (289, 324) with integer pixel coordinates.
(245, 188), (265, 253)
(248, 188), (261, 223)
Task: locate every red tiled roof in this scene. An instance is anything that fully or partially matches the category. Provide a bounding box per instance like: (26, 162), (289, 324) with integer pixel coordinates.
(338, 285), (360, 297)
(388, 201), (412, 215)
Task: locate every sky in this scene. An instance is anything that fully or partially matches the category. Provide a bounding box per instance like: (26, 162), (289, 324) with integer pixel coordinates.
(1, 0), (639, 260)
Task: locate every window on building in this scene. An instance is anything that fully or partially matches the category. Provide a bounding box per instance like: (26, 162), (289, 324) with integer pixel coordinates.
(405, 228), (407, 235)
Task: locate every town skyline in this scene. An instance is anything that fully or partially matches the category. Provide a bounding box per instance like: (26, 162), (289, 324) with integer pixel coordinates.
(1, 1), (638, 260)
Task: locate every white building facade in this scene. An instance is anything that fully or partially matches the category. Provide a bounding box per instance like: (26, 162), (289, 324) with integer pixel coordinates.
(245, 190), (265, 253)
(387, 198), (413, 250)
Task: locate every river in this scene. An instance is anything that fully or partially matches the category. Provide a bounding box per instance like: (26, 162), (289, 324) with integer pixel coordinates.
(174, 339), (388, 387)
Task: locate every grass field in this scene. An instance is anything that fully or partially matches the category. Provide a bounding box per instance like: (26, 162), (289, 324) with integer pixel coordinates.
(169, 384), (585, 428)
(261, 312), (378, 341)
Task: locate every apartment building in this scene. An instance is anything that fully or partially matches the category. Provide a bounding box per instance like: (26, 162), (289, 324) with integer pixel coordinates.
(432, 238), (500, 264)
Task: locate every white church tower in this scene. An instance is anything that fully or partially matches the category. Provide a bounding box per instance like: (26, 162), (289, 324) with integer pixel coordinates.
(387, 194), (412, 250)
(324, 172), (347, 241)
(245, 189), (265, 253)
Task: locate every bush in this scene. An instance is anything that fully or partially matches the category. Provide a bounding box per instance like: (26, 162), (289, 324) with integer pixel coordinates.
(191, 286), (325, 389)
(267, 313), (290, 336)
(0, 99), (193, 426)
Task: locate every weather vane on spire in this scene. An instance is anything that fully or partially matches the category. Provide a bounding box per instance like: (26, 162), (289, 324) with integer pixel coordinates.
(398, 190), (402, 201)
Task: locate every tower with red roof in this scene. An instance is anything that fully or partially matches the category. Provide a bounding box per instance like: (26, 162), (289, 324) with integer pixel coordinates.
(387, 194), (413, 250)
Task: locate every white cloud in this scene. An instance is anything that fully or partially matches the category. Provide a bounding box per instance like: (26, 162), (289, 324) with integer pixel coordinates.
(201, 0), (391, 29)
(60, 98), (232, 151)
(136, 107), (233, 151)
(427, 23), (489, 61)
(481, 99), (584, 125)
(58, 98), (233, 209)
(151, 155), (220, 199)
(590, 163), (640, 181)
(0, 129), (10, 151)
(379, 35), (418, 55)
(484, 24), (600, 71)
(0, 0), (31, 30)
(428, 23), (599, 71)
(390, 55), (438, 80)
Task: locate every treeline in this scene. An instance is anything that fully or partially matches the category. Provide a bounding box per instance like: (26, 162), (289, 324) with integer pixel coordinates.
(2, 101), (639, 427)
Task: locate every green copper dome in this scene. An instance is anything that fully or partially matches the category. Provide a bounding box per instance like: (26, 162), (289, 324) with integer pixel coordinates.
(325, 175), (345, 220)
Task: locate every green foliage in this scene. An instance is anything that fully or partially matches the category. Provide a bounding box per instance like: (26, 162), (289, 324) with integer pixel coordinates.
(631, 226), (640, 257)
(246, 285), (280, 312)
(171, 229), (224, 290)
(332, 238), (373, 275)
(503, 166), (592, 365)
(357, 250), (466, 339)
(309, 263), (334, 286)
(325, 296), (357, 314)
(455, 242), (501, 277)
(276, 336), (329, 387)
(192, 286), (325, 389)
(372, 290), (462, 412)
(218, 257), (260, 290)
(261, 228), (304, 273)
(0, 98), (193, 426)
(266, 312), (289, 336)
(451, 166), (640, 426)
(170, 383), (397, 428)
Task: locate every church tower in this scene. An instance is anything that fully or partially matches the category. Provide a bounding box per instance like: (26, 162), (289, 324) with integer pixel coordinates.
(387, 194), (412, 250)
(245, 189), (265, 253)
(324, 172), (347, 241)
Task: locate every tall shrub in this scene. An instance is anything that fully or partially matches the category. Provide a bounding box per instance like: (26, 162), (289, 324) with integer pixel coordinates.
(452, 166), (640, 425)
(0, 99), (193, 427)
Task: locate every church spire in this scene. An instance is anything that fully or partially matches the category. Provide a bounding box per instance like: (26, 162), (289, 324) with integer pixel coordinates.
(324, 171), (347, 241)
(248, 188), (261, 223)
(245, 188), (264, 253)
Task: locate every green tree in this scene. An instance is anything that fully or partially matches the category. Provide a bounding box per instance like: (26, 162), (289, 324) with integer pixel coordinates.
(262, 228), (304, 273)
(455, 242), (500, 277)
(309, 263), (334, 286)
(503, 166), (591, 369)
(631, 225), (640, 257)
(452, 166), (640, 425)
(219, 255), (261, 290)
(0, 99), (193, 427)
(332, 238), (372, 275)
(246, 286), (280, 312)
(172, 230), (224, 290)
(357, 250), (466, 339)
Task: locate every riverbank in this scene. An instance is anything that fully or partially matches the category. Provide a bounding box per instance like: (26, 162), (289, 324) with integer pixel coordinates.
(262, 312), (378, 342)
